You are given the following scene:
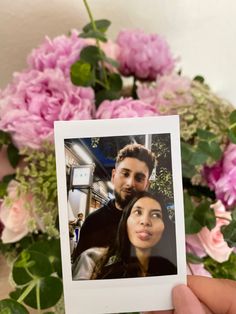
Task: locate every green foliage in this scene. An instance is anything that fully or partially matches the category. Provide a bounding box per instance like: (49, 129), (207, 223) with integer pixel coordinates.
(228, 109), (236, 143)
(0, 299), (29, 314)
(204, 253), (236, 280)
(4, 239), (63, 312)
(221, 210), (236, 248)
(70, 60), (93, 86)
(0, 174), (15, 198)
(82, 19), (111, 34)
(184, 192), (215, 234)
(186, 252), (204, 264)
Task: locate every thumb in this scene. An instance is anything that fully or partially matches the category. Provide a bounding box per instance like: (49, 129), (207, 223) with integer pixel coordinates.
(172, 284), (205, 314)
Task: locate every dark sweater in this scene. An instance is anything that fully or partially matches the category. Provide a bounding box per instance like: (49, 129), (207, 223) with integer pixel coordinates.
(72, 199), (122, 261)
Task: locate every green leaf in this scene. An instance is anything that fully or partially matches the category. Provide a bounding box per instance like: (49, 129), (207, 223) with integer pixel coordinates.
(79, 30), (107, 42)
(181, 142), (193, 161)
(198, 141), (222, 161)
(229, 109), (236, 124)
(80, 45), (104, 66)
(186, 253), (204, 264)
(194, 201), (216, 230)
(7, 143), (20, 168)
(70, 60), (93, 86)
(221, 220), (236, 247)
(101, 56), (119, 68)
(184, 193), (202, 234)
(29, 239), (62, 278)
(228, 127), (236, 144)
(189, 149), (208, 165)
(197, 129), (215, 140)
(83, 19), (111, 34)
(108, 73), (123, 92)
(0, 174), (15, 198)
(23, 276), (63, 309)
(0, 131), (11, 146)
(95, 89), (120, 107)
(0, 299), (29, 314)
(181, 162), (196, 178)
(204, 253), (236, 279)
(193, 75), (205, 83)
(13, 250), (53, 285)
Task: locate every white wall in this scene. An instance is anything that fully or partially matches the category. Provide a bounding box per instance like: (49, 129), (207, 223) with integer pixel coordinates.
(1, 0), (236, 105)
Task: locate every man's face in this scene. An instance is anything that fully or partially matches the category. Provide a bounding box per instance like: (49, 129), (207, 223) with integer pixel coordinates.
(111, 157), (150, 209)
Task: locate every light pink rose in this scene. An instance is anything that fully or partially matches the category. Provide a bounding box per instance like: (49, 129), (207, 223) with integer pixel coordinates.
(96, 97), (157, 119)
(197, 200), (233, 263)
(0, 181), (32, 243)
(0, 68), (95, 149)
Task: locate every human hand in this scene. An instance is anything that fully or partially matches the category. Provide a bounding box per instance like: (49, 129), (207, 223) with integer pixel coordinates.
(144, 275), (236, 314)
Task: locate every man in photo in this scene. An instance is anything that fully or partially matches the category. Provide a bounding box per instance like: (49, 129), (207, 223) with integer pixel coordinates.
(72, 143), (156, 263)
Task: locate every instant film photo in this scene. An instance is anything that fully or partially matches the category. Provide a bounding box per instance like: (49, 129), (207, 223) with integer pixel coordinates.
(54, 116), (186, 314)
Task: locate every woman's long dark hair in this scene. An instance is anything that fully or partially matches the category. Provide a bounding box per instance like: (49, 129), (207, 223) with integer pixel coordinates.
(92, 191), (165, 279)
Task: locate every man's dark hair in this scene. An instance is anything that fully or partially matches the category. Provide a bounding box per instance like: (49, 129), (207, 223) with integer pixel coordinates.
(115, 143), (156, 177)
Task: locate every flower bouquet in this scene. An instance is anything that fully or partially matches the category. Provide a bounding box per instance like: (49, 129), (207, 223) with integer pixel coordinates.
(0, 0), (236, 313)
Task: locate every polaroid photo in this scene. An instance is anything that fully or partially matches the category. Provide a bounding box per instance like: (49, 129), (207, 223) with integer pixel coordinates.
(54, 116), (186, 314)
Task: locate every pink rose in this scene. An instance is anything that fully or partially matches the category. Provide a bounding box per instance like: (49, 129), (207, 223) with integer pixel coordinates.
(197, 201), (233, 263)
(0, 181), (32, 243)
(0, 69), (95, 149)
(116, 29), (175, 80)
(96, 97), (157, 119)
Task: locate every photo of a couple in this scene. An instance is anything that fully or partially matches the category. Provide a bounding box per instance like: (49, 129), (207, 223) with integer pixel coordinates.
(65, 135), (177, 280)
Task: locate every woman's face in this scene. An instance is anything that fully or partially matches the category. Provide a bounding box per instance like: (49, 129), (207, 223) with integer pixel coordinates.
(127, 196), (165, 251)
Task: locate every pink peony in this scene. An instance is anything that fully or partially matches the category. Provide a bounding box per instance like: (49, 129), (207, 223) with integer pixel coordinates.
(204, 143), (236, 207)
(0, 181), (33, 243)
(197, 200), (233, 263)
(27, 30), (88, 77)
(137, 73), (193, 114)
(116, 30), (175, 80)
(95, 97), (157, 119)
(0, 69), (95, 149)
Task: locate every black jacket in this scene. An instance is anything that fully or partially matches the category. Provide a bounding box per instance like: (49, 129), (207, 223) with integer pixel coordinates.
(72, 199), (122, 261)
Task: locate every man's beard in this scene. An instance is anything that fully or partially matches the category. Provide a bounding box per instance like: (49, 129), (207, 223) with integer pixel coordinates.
(114, 189), (136, 209)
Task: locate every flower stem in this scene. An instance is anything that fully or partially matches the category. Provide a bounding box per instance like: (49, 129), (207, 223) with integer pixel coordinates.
(36, 281), (41, 313)
(17, 281), (36, 303)
(82, 0), (109, 89)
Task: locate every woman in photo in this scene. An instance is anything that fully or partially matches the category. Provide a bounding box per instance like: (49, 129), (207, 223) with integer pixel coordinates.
(73, 191), (177, 279)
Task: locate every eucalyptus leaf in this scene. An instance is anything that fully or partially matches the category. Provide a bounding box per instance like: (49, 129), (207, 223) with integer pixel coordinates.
(83, 19), (111, 33)
(193, 75), (205, 83)
(7, 143), (20, 168)
(80, 46), (104, 66)
(108, 73), (123, 92)
(0, 299), (29, 314)
(23, 276), (63, 309)
(102, 56), (119, 68)
(70, 60), (93, 86)
(95, 89), (120, 107)
(79, 30), (107, 42)
(189, 149), (208, 165)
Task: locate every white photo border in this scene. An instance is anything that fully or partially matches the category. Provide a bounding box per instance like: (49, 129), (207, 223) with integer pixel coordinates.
(54, 116), (186, 314)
